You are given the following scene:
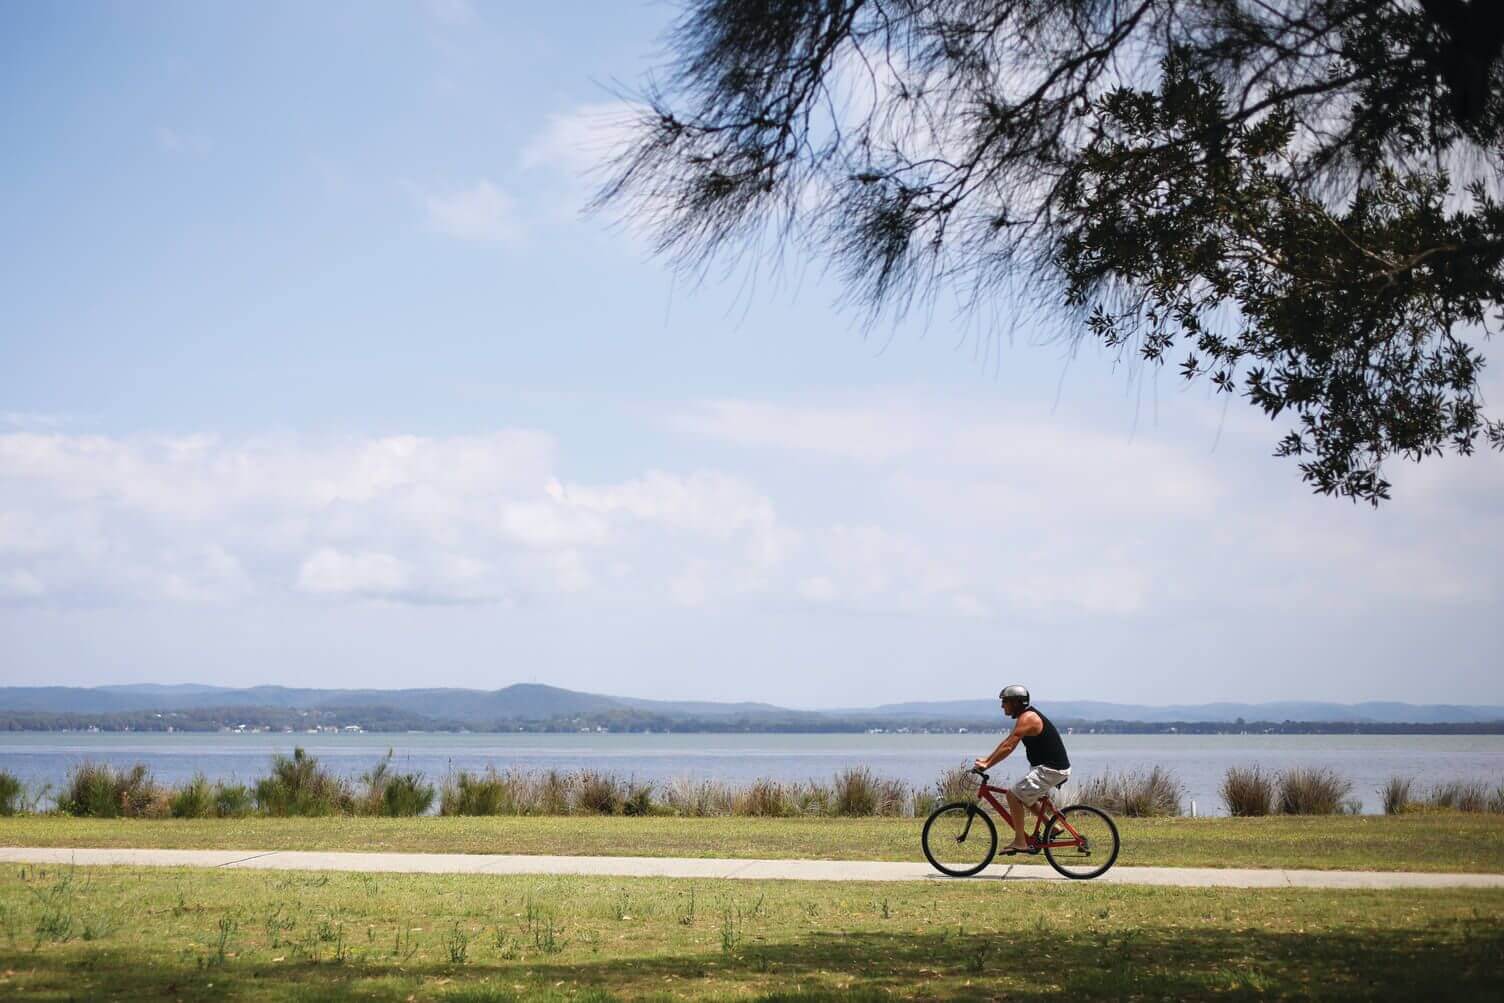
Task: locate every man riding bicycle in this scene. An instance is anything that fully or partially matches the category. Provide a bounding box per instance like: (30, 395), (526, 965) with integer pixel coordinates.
(973, 684), (1071, 855)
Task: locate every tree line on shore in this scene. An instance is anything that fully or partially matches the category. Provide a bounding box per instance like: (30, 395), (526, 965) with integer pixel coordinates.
(0, 750), (1500, 820)
(3, 707), (1501, 735)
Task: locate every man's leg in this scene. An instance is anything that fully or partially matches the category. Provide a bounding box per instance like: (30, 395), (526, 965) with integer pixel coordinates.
(1004, 789), (1031, 850)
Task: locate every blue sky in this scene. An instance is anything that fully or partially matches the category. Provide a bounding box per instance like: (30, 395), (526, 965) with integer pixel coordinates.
(2, 1), (1501, 707)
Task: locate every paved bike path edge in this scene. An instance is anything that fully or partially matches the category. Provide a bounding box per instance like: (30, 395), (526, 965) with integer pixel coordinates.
(2, 847), (1501, 889)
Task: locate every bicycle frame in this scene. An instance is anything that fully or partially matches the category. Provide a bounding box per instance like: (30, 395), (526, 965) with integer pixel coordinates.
(967, 780), (1090, 850)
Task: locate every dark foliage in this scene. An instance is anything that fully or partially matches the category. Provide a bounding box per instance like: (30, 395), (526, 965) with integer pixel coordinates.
(599, 0), (1504, 503)
(0, 770), (23, 816)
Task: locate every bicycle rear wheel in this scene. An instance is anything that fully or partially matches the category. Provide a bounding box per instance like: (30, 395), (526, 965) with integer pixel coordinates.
(922, 802), (997, 877)
(1042, 804), (1120, 879)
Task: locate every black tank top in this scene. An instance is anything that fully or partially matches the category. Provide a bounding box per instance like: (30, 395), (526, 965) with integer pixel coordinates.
(1020, 708), (1070, 769)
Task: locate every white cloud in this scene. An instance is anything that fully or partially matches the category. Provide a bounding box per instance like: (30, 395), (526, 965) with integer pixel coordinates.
(521, 102), (640, 177)
(298, 547), (409, 598)
(420, 180), (522, 243)
(2, 396), (1496, 626)
(0, 430), (791, 609)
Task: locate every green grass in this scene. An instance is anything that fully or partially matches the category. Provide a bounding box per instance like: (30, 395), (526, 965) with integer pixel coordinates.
(2, 813), (1503, 873)
(0, 863), (1500, 1000)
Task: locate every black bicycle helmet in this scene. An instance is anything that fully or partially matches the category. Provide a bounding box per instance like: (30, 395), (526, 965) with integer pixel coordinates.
(999, 684), (1030, 706)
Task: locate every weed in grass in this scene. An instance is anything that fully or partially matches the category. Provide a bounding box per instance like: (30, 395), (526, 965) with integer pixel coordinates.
(610, 889), (631, 921)
(491, 927), (519, 959)
(678, 884), (696, 926)
(522, 895), (544, 936)
(263, 906), (292, 948)
(391, 924), (420, 962)
(444, 921), (471, 964)
(967, 937), (992, 974)
(210, 916), (236, 966)
(80, 907), (118, 942)
(27, 867), (78, 946)
(532, 914), (564, 954)
(880, 897), (890, 919)
(719, 905), (741, 954)
(33, 906), (73, 946)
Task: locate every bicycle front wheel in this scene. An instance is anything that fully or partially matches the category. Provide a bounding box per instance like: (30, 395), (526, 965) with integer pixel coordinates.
(922, 802), (997, 877)
(1042, 804), (1120, 879)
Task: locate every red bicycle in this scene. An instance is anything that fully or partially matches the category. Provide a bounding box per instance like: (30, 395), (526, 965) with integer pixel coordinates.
(922, 767), (1120, 880)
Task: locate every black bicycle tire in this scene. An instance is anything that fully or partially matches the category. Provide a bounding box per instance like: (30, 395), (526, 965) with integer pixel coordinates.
(1042, 804), (1120, 879)
(921, 801), (998, 877)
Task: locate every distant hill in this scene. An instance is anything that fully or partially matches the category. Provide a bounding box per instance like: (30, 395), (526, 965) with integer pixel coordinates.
(0, 684), (1500, 727)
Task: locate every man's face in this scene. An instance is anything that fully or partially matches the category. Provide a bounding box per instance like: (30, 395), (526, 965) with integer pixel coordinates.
(1001, 697), (1023, 718)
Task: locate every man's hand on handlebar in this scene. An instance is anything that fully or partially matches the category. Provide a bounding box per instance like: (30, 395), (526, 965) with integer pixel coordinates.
(972, 758), (989, 772)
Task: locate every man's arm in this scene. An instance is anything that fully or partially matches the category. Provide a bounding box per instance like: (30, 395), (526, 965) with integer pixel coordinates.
(974, 711), (1042, 771)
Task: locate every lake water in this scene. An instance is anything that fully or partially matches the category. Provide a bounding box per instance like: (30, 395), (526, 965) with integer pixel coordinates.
(4, 731), (1502, 815)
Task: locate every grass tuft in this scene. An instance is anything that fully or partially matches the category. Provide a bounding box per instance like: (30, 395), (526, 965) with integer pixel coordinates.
(1078, 767), (1183, 817)
(736, 779), (793, 817)
(254, 747), (353, 817)
(1276, 767), (1353, 815)
(1425, 780), (1492, 813)
(359, 753), (436, 817)
(167, 774), (253, 819)
(440, 767), (522, 816)
(1380, 776), (1415, 815)
(1220, 766), (1274, 817)
(0, 771), (23, 817)
(57, 762), (165, 818)
(576, 772), (625, 815)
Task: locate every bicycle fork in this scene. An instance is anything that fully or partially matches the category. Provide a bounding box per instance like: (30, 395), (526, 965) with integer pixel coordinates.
(954, 804), (981, 842)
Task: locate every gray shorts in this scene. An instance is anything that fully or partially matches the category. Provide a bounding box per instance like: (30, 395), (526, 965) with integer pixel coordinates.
(1014, 765), (1070, 806)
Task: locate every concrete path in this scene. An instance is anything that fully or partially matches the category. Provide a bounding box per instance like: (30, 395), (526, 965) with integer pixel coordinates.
(2, 846), (1501, 889)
